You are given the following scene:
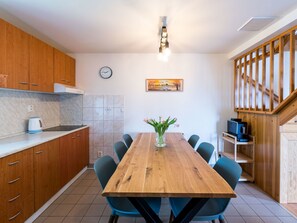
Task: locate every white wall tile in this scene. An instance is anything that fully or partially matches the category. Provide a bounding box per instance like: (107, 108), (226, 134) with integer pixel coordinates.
(104, 95), (113, 107)
(114, 108), (124, 120)
(113, 121), (124, 133)
(93, 120), (104, 133)
(93, 133), (104, 147)
(93, 108), (103, 121)
(103, 133), (113, 147)
(103, 121), (113, 133)
(103, 107), (113, 120)
(83, 108), (93, 121)
(94, 95), (104, 107)
(83, 95), (94, 107)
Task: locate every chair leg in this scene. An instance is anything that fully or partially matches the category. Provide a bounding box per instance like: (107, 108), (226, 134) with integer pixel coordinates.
(219, 219), (225, 223)
(108, 215), (118, 223)
(169, 210), (175, 223)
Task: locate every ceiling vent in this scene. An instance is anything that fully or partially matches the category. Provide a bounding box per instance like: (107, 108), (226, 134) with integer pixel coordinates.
(237, 17), (276, 31)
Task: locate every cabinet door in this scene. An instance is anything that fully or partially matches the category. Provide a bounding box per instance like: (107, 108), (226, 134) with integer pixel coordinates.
(82, 128), (89, 167)
(59, 134), (70, 187)
(54, 48), (66, 84)
(6, 22), (30, 90)
(34, 139), (59, 210)
(0, 19), (7, 88)
(29, 36), (54, 92)
(65, 55), (75, 86)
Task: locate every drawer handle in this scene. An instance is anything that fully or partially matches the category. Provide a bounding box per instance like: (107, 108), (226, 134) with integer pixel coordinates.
(31, 83), (39, 86)
(8, 177), (20, 184)
(19, 82), (28, 85)
(8, 211), (21, 221)
(72, 136), (75, 139)
(8, 160), (20, 166)
(8, 194), (21, 202)
(35, 151), (43, 154)
(77, 134), (80, 137)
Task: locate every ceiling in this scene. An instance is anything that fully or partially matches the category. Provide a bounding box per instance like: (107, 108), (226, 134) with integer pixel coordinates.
(1, 0), (297, 54)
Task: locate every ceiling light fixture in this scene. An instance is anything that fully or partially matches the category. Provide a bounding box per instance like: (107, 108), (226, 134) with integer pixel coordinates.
(158, 16), (171, 61)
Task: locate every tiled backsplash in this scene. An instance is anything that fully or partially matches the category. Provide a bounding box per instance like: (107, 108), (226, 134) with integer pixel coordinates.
(0, 89), (60, 138)
(60, 94), (83, 125)
(82, 95), (124, 164)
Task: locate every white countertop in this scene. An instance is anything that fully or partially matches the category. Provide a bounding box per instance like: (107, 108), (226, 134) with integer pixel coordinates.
(0, 126), (89, 158)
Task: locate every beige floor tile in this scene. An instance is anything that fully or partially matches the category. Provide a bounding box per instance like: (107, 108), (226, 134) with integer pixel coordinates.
(53, 194), (67, 205)
(50, 204), (74, 216)
(62, 194), (82, 204)
(85, 186), (101, 195)
(41, 204), (58, 217)
(71, 186), (89, 195)
(92, 195), (107, 204)
(62, 216), (83, 222)
(78, 194), (97, 204)
(81, 216), (101, 223)
(43, 217), (64, 223)
(33, 216), (47, 223)
(79, 179), (94, 186)
(67, 204), (90, 217)
(85, 204), (106, 217)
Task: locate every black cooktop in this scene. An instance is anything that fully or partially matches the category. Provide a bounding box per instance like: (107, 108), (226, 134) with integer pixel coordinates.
(43, 125), (86, 131)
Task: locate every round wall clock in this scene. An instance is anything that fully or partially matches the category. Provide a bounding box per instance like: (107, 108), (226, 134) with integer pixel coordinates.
(99, 66), (112, 79)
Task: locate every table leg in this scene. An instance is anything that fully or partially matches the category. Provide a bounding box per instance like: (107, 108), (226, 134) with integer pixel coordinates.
(172, 198), (208, 223)
(128, 197), (163, 223)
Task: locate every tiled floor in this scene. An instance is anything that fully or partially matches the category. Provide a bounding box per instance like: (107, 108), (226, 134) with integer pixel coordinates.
(33, 169), (297, 223)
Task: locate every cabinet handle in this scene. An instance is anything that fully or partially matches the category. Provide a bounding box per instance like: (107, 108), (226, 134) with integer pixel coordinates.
(72, 136), (75, 139)
(19, 82), (28, 85)
(8, 177), (20, 184)
(61, 79), (66, 81)
(31, 83), (39, 86)
(8, 160), (20, 166)
(8, 211), (21, 221)
(77, 134), (80, 137)
(8, 194), (21, 202)
(35, 151), (43, 154)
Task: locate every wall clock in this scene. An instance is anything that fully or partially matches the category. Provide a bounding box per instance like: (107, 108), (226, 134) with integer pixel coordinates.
(99, 66), (112, 79)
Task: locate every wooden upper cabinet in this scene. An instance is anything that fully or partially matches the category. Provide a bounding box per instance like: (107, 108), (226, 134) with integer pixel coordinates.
(5, 21), (30, 90)
(0, 19), (7, 88)
(65, 55), (76, 86)
(29, 36), (54, 92)
(54, 48), (76, 86)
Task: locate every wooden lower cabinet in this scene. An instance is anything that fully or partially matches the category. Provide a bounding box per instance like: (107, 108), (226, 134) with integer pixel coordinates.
(0, 149), (34, 223)
(59, 128), (89, 188)
(34, 139), (60, 210)
(0, 128), (89, 222)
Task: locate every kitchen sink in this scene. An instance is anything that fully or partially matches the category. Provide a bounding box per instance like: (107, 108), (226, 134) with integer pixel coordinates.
(43, 125), (86, 131)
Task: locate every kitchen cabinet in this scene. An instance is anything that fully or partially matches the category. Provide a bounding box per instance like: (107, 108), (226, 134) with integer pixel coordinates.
(59, 129), (89, 188)
(0, 19), (7, 88)
(33, 139), (60, 210)
(7, 22), (30, 91)
(29, 36), (54, 92)
(54, 48), (76, 86)
(0, 149), (34, 223)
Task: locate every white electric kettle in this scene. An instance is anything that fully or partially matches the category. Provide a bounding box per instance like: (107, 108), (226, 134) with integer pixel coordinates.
(28, 117), (43, 134)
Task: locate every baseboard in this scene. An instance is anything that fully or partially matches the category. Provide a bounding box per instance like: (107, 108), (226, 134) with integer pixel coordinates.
(25, 167), (87, 223)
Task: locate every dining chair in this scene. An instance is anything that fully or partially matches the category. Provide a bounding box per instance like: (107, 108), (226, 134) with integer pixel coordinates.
(188, 134), (200, 149)
(114, 141), (128, 162)
(196, 142), (214, 163)
(169, 157), (242, 223)
(123, 134), (133, 148)
(94, 156), (162, 223)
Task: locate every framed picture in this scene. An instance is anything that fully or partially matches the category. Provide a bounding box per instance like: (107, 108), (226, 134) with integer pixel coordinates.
(146, 79), (183, 92)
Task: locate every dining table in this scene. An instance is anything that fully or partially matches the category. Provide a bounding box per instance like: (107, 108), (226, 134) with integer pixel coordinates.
(102, 132), (236, 223)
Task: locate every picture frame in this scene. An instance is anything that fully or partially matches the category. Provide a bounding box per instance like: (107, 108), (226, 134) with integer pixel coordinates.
(146, 79), (183, 92)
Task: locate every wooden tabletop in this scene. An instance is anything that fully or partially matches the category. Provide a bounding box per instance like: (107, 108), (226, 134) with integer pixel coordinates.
(103, 133), (236, 198)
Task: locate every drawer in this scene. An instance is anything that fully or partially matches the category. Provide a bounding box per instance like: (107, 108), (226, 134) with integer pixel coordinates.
(6, 177), (22, 199)
(7, 194), (22, 219)
(3, 153), (23, 181)
(7, 209), (23, 223)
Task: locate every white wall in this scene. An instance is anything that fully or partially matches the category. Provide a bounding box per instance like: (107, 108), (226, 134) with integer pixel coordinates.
(75, 53), (235, 153)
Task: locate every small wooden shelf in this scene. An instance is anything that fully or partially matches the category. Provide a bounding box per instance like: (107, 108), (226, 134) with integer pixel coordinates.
(220, 152), (253, 163)
(240, 171), (254, 182)
(221, 132), (255, 182)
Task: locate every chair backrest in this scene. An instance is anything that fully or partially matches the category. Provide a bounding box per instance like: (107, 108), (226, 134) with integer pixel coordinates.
(94, 156), (127, 211)
(213, 157), (242, 190)
(123, 134), (133, 148)
(114, 141), (128, 161)
(209, 157), (242, 215)
(188, 134), (200, 149)
(196, 142), (214, 163)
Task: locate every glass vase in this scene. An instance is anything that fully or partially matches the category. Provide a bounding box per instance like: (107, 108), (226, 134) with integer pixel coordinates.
(155, 132), (166, 148)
